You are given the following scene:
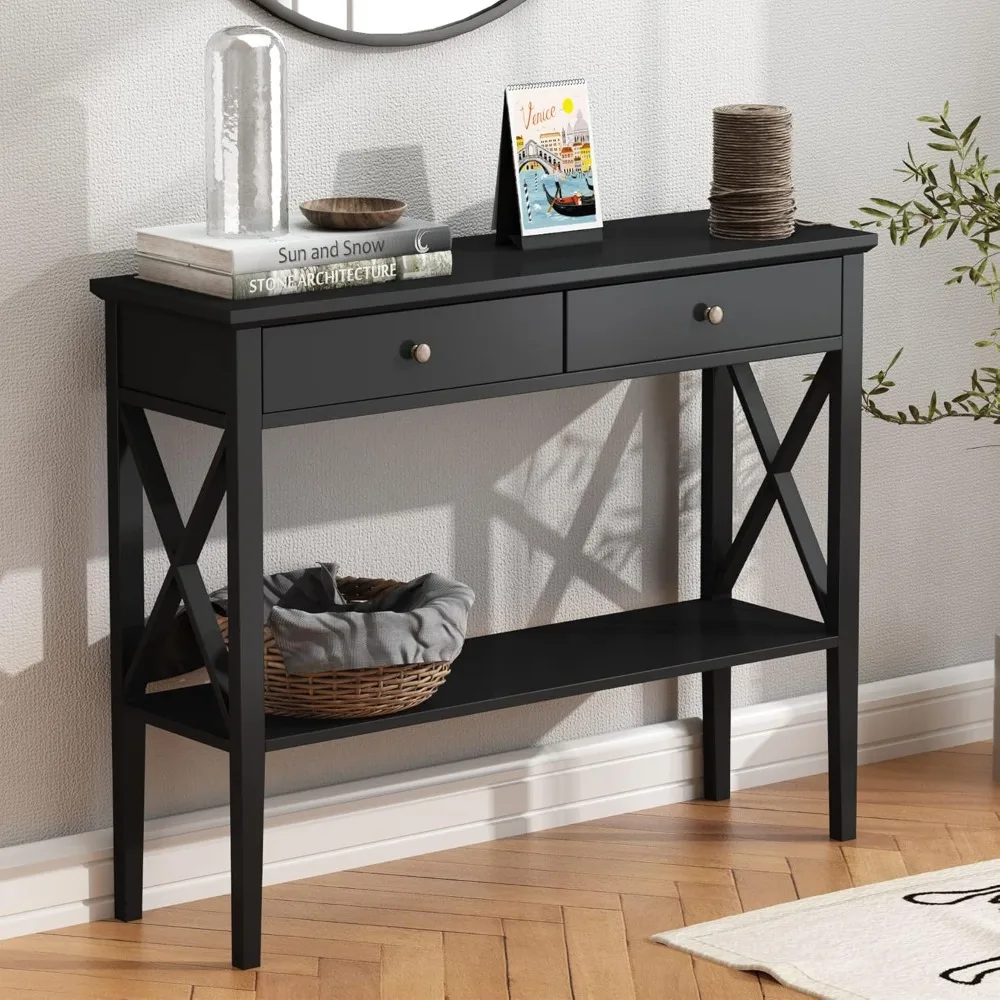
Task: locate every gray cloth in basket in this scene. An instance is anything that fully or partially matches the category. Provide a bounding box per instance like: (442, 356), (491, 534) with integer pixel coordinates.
(210, 563), (474, 675)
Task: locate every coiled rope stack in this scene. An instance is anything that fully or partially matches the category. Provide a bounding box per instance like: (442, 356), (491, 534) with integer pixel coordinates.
(709, 104), (795, 240)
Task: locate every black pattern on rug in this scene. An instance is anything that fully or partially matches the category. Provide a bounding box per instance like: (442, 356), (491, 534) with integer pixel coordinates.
(904, 884), (1000, 985)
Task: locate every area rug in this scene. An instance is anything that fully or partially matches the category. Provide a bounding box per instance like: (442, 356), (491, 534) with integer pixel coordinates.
(654, 860), (1000, 999)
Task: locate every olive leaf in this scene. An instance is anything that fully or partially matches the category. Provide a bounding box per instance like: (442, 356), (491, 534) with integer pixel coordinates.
(852, 105), (1000, 425)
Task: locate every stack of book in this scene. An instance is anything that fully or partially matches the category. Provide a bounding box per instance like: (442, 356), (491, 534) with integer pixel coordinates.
(136, 213), (453, 299)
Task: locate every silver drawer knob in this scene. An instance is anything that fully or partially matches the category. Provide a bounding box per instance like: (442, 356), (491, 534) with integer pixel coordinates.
(410, 343), (432, 363)
(704, 304), (725, 325)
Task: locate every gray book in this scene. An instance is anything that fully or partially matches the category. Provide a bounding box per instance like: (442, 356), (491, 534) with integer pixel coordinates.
(137, 251), (453, 299)
(137, 213), (451, 274)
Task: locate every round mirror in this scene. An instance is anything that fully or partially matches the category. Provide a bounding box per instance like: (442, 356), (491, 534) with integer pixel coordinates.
(253, 0), (531, 46)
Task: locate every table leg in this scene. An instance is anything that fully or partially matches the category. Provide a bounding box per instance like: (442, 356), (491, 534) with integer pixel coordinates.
(107, 303), (147, 921)
(111, 713), (146, 921)
(701, 366), (734, 801)
(702, 669), (732, 800)
(826, 255), (863, 841)
(227, 329), (265, 970)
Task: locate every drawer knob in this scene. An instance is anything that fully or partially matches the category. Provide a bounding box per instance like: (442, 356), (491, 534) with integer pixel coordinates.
(704, 304), (725, 326)
(410, 343), (432, 363)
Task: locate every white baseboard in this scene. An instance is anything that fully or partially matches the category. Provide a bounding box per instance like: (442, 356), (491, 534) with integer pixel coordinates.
(0, 659), (992, 940)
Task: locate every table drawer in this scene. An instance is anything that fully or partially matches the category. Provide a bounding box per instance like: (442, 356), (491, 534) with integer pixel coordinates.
(566, 258), (841, 371)
(263, 294), (563, 412)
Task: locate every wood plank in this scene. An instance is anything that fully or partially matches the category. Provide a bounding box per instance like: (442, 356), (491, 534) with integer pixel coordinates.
(190, 891), (503, 936)
(786, 855), (853, 898)
(359, 855), (677, 898)
(0, 942), (257, 991)
(948, 824), (1000, 864)
(563, 906), (637, 1000)
(308, 867), (620, 909)
(866, 747), (989, 774)
(143, 906), (442, 948)
(52, 921), (381, 964)
(621, 894), (698, 1000)
(895, 832), (963, 874)
(0, 992), (110, 1000)
(588, 814), (898, 857)
(841, 846), (908, 886)
(381, 938), (445, 1000)
(421, 842), (733, 885)
(503, 920), (572, 1000)
(192, 990), (256, 1000)
(491, 834), (790, 873)
(267, 879), (563, 921)
(0, 991), (130, 1000)
(318, 958), (381, 1000)
(0, 967), (192, 999)
(24, 928), (317, 976)
(444, 932), (509, 1000)
(256, 972), (320, 999)
(667, 800), (959, 838)
(734, 869), (798, 911)
(677, 882), (764, 999)
(730, 789), (1000, 829)
(734, 754), (1000, 807)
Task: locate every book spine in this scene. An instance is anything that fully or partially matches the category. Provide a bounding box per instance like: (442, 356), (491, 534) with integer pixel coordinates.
(225, 224), (452, 273)
(232, 251), (452, 299)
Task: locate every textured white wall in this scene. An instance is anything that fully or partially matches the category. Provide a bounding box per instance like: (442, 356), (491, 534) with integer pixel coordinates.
(0, 0), (998, 846)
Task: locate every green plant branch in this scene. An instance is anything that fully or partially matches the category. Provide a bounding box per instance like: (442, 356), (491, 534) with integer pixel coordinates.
(851, 103), (1000, 423)
(859, 347), (1000, 425)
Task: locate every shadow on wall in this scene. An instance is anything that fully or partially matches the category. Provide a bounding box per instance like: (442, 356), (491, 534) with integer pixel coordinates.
(0, 93), (118, 844)
(332, 147), (495, 236)
(0, 242), (684, 844)
(124, 374), (683, 823)
(333, 146), (434, 221)
(0, 98), (686, 843)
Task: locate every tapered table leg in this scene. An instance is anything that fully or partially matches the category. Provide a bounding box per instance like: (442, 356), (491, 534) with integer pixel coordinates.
(227, 328), (265, 970)
(701, 366), (734, 801)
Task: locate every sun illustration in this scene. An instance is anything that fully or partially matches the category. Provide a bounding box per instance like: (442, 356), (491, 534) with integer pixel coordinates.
(562, 97), (574, 115)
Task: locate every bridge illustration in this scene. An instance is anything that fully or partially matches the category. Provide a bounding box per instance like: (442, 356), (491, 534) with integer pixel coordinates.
(517, 139), (562, 173)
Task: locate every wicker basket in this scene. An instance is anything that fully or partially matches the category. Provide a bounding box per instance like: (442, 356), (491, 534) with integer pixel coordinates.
(216, 575), (452, 720)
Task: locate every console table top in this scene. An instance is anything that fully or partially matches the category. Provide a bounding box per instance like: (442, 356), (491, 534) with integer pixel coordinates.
(91, 210), (877, 327)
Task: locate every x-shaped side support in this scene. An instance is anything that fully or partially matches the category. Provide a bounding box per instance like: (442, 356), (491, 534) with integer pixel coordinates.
(712, 355), (834, 622)
(119, 405), (231, 730)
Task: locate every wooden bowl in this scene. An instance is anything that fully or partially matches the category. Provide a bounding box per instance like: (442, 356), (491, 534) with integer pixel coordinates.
(300, 197), (407, 231)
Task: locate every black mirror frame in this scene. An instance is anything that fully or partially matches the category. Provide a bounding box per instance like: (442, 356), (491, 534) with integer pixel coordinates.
(252, 0), (531, 46)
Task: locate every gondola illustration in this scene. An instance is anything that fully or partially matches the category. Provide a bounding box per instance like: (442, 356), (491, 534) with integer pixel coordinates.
(543, 180), (597, 218)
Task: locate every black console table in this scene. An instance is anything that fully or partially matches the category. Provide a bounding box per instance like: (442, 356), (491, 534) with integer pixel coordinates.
(92, 210), (876, 969)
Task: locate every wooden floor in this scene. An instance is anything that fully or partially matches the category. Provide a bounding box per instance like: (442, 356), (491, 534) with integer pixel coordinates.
(0, 743), (997, 998)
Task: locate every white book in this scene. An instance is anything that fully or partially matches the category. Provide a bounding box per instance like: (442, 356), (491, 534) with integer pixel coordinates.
(137, 212), (452, 274)
(136, 252), (453, 299)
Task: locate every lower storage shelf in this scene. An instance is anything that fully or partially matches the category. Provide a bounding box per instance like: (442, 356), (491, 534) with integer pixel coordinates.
(131, 598), (836, 752)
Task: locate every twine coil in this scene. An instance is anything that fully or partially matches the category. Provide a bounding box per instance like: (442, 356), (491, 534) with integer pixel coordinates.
(710, 104), (795, 240)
